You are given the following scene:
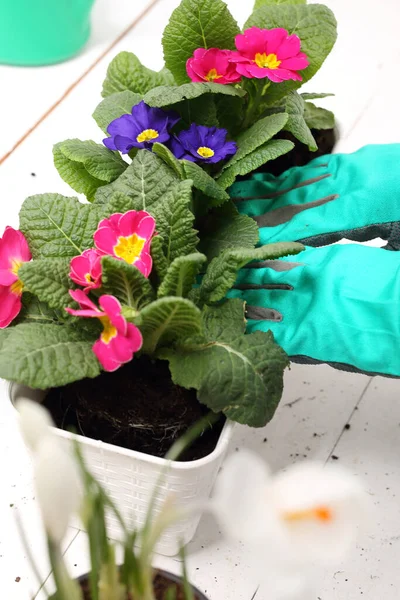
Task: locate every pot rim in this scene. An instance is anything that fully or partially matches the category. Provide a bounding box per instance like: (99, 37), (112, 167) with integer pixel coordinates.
(9, 381), (235, 470)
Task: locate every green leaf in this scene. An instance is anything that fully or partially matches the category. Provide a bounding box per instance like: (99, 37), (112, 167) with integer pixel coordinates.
(267, 91), (317, 150)
(301, 93), (335, 100)
(150, 235), (168, 282)
(303, 101), (335, 130)
(102, 52), (175, 97)
(174, 95), (220, 129)
(94, 149), (179, 209)
(161, 299), (289, 427)
(198, 202), (259, 261)
(152, 143), (184, 179)
(19, 194), (104, 258)
(104, 191), (134, 215)
(17, 293), (67, 326)
(150, 180), (199, 265)
(158, 253), (207, 299)
(93, 91), (142, 133)
(53, 140), (127, 202)
(214, 95), (244, 136)
(222, 113), (289, 170)
(19, 258), (73, 311)
(143, 82), (245, 108)
(138, 297), (202, 354)
(199, 242), (304, 304)
(181, 161), (229, 206)
(0, 323), (100, 388)
(217, 139), (294, 189)
(101, 256), (155, 309)
(245, 4), (337, 104)
(162, 0), (240, 85)
(254, 0), (305, 7)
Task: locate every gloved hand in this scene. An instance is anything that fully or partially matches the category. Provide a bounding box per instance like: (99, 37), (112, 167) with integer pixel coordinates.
(228, 244), (400, 377)
(229, 144), (400, 249)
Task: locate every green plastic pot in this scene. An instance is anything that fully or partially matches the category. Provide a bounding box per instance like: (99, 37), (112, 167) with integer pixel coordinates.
(0, 0), (95, 66)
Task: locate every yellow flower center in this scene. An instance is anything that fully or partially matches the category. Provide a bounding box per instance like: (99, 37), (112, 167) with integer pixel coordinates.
(282, 506), (333, 524)
(10, 258), (22, 275)
(136, 129), (159, 143)
(99, 316), (118, 344)
(114, 233), (146, 265)
(205, 68), (222, 82)
(255, 52), (281, 70)
(10, 279), (24, 296)
(85, 273), (93, 283)
(197, 146), (215, 159)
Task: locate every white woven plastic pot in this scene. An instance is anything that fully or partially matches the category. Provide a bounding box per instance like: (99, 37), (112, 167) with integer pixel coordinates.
(10, 383), (234, 556)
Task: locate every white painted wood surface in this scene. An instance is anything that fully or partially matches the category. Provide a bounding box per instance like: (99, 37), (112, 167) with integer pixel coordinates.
(1, 0), (400, 598)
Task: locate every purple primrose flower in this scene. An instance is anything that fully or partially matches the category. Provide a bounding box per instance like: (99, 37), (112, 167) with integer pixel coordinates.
(170, 124), (237, 164)
(103, 101), (180, 154)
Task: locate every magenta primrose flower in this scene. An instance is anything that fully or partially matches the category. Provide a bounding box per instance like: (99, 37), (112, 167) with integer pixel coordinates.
(94, 210), (156, 277)
(66, 290), (143, 372)
(69, 248), (102, 293)
(0, 227), (31, 328)
(230, 27), (309, 82)
(186, 48), (242, 85)
(103, 101), (180, 154)
(170, 124), (237, 164)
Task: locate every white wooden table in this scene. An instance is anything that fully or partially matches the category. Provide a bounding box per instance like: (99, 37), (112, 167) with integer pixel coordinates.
(1, 1), (400, 598)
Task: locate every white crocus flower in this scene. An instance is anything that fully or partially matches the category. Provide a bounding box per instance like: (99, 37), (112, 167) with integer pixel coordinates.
(213, 450), (367, 570)
(18, 399), (82, 544)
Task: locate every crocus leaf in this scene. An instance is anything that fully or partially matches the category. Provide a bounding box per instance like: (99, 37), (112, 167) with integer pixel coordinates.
(138, 297), (203, 354)
(198, 202), (259, 261)
(244, 4), (337, 105)
(53, 139), (127, 202)
(150, 180), (199, 265)
(143, 82), (245, 108)
(19, 258), (73, 311)
(162, 0), (240, 85)
(19, 194), (104, 259)
(199, 242), (304, 304)
(217, 139), (294, 189)
(160, 298), (289, 427)
(94, 149), (179, 209)
(303, 101), (335, 130)
(101, 256), (155, 309)
(93, 90), (142, 133)
(0, 324), (100, 389)
(102, 52), (175, 97)
(158, 253), (207, 299)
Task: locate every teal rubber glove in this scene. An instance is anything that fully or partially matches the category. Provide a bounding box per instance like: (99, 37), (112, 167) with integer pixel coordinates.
(228, 244), (400, 377)
(230, 144), (400, 249)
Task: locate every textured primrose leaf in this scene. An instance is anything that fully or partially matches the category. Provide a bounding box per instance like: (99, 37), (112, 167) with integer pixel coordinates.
(214, 95), (244, 137)
(104, 191), (135, 215)
(138, 297), (202, 354)
(266, 91), (317, 150)
(245, 4), (337, 105)
(160, 298), (289, 427)
(152, 143), (184, 179)
(222, 113), (289, 171)
(102, 52), (175, 97)
(94, 149), (179, 208)
(303, 101), (335, 130)
(150, 235), (168, 282)
(0, 323), (100, 389)
(93, 90), (142, 133)
(19, 258), (73, 311)
(158, 253), (207, 299)
(101, 256), (155, 309)
(143, 82), (245, 108)
(253, 0), (305, 8)
(150, 180), (199, 265)
(174, 95), (220, 129)
(181, 160), (229, 207)
(301, 93), (335, 100)
(162, 0), (240, 85)
(217, 139), (294, 189)
(53, 139), (127, 202)
(19, 194), (104, 259)
(199, 202), (259, 261)
(16, 293), (67, 326)
(199, 242), (304, 304)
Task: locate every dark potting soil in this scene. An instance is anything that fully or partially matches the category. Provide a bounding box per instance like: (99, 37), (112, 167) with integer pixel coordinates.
(78, 571), (207, 600)
(44, 357), (224, 461)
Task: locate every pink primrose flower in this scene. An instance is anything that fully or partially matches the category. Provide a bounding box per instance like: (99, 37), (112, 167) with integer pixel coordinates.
(186, 48), (242, 84)
(94, 211), (156, 278)
(66, 290), (143, 372)
(69, 248), (102, 293)
(230, 27), (309, 83)
(0, 227), (31, 328)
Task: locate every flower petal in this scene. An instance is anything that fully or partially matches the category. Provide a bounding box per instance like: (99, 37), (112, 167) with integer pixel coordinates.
(68, 289), (101, 314)
(264, 27), (289, 55)
(94, 226), (119, 256)
(0, 227), (31, 268)
(0, 285), (22, 328)
(277, 34), (301, 60)
(93, 338), (122, 372)
(279, 55), (310, 70)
